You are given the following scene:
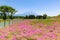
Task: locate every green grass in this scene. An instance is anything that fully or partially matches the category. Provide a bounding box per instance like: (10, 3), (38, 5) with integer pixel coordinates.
(31, 19), (60, 26)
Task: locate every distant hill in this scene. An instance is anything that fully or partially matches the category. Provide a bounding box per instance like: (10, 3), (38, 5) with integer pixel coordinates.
(14, 12), (37, 16)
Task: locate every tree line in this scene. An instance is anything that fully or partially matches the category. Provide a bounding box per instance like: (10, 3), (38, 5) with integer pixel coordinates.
(24, 14), (47, 19)
(13, 14), (47, 19)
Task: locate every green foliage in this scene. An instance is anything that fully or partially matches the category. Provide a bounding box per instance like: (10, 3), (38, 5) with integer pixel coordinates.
(29, 15), (35, 19)
(3, 13), (7, 20)
(25, 15), (29, 19)
(24, 14), (47, 19)
(43, 14), (47, 19)
(0, 5), (16, 27)
(36, 15), (43, 19)
(0, 5), (17, 20)
(9, 15), (13, 20)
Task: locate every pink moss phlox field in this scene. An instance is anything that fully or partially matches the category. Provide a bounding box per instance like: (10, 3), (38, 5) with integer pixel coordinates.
(0, 19), (60, 40)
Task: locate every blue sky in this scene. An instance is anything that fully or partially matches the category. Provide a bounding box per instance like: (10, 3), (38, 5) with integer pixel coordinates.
(0, 0), (60, 16)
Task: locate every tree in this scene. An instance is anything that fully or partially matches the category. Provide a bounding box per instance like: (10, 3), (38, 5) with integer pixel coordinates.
(0, 13), (3, 19)
(29, 15), (35, 19)
(25, 15), (29, 19)
(36, 15), (43, 19)
(9, 8), (17, 24)
(0, 5), (8, 27)
(43, 14), (47, 19)
(0, 5), (16, 27)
